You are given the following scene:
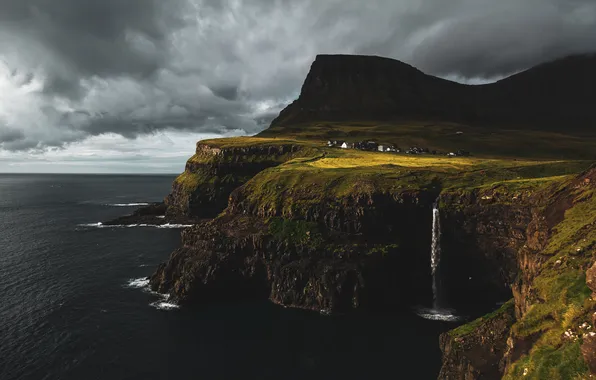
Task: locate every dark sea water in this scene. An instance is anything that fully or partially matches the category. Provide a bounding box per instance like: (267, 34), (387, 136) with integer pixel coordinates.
(0, 174), (461, 380)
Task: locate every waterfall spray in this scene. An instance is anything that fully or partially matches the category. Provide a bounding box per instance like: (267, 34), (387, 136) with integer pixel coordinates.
(431, 198), (441, 309)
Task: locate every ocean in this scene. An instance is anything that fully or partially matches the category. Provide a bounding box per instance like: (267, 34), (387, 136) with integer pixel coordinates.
(0, 174), (459, 380)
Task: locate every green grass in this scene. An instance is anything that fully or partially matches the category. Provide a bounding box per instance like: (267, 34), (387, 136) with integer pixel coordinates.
(449, 299), (515, 338)
(174, 171), (209, 191)
(505, 342), (589, 380)
(198, 136), (321, 149)
(544, 189), (596, 255)
(503, 177), (596, 379)
(267, 217), (324, 247)
(259, 121), (596, 160)
(233, 144), (591, 219)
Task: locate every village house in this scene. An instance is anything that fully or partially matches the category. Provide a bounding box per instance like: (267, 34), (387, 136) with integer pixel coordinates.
(355, 141), (378, 151)
(327, 140), (348, 148)
(378, 144), (398, 153)
(327, 139), (406, 153)
(446, 150), (471, 157)
(406, 146), (429, 155)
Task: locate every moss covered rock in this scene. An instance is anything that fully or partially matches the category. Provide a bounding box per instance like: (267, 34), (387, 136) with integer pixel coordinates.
(439, 300), (515, 380)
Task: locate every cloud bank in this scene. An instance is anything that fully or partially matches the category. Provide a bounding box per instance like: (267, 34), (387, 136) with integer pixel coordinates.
(0, 0), (595, 170)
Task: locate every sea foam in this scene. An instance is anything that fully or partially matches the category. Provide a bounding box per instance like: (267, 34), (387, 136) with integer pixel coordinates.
(78, 223), (192, 229)
(126, 277), (150, 288)
(106, 203), (151, 207)
(414, 307), (464, 322)
(150, 301), (180, 310)
(125, 277), (180, 311)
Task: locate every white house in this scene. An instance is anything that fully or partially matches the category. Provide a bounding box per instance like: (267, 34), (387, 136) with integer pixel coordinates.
(378, 145), (385, 152)
(341, 142), (349, 149)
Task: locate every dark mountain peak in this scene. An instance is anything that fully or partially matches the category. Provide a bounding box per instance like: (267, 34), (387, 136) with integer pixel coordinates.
(311, 54), (419, 70)
(267, 53), (596, 133)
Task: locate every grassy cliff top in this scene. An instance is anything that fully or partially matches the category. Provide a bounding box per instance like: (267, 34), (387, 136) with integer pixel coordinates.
(255, 145), (590, 191)
(198, 136), (321, 149)
(180, 136), (593, 209)
(259, 122), (596, 160)
(232, 141), (592, 219)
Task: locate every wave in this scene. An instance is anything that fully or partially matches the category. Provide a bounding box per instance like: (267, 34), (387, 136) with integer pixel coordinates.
(106, 203), (151, 207)
(413, 307), (465, 322)
(124, 277), (180, 311)
(78, 222), (193, 229)
(150, 300), (180, 310)
(126, 277), (150, 288)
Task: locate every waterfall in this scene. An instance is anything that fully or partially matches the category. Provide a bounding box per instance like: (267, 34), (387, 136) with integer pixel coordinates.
(431, 198), (441, 309)
(415, 197), (463, 321)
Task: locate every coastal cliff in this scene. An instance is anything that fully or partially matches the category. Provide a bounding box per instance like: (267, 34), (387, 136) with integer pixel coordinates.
(140, 54), (596, 379)
(149, 138), (595, 378)
(438, 165), (596, 379)
(164, 139), (314, 219)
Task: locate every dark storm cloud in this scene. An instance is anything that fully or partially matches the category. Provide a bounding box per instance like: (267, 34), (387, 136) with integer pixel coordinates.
(1, 0), (596, 153)
(0, 0), (185, 98)
(210, 85), (240, 101)
(406, 0), (596, 77)
(0, 127), (25, 143)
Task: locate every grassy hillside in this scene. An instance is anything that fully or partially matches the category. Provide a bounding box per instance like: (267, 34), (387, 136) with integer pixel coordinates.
(259, 121), (596, 160)
(222, 136), (591, 219)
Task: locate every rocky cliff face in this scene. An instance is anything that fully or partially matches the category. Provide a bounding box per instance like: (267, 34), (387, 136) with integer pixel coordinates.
(147, 139), (596, 378)
(266, 54), (596, 133)
(582, 262), (596, 375)
(439, 165), (596, 379)
(439, 300), (516, 380)
(149, 213), (425, 313)
(164, 140), (309, 219)
(438, 189), (537, 310)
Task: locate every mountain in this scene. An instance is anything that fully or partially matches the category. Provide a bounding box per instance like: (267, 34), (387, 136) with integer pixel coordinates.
(266, 53), (596, 133)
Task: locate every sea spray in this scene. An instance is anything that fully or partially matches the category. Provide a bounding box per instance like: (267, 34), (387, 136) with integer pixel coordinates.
(431, 198), (441, 309)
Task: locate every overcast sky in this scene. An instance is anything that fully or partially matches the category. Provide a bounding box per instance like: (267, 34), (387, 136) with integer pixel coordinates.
(1, 0), (595, 173)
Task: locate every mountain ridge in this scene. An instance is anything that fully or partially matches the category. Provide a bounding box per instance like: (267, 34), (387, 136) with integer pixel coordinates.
(266, 53), (596, 133)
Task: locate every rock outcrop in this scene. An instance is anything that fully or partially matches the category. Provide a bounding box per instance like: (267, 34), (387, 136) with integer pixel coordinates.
(439, 300), (515, 380)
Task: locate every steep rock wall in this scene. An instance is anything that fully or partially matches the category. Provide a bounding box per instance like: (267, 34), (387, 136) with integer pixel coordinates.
(439, 300), (516, 380)
(440, 165), (596, 379)
(164, 141), (309, 218)
(150, 215), (426, 313)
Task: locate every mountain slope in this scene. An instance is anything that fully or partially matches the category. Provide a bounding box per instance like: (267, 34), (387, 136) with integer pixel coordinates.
(265, 53), (596, 134)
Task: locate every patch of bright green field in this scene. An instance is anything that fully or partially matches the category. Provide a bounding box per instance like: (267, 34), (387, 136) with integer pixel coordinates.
(234, 140), (592, 219)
